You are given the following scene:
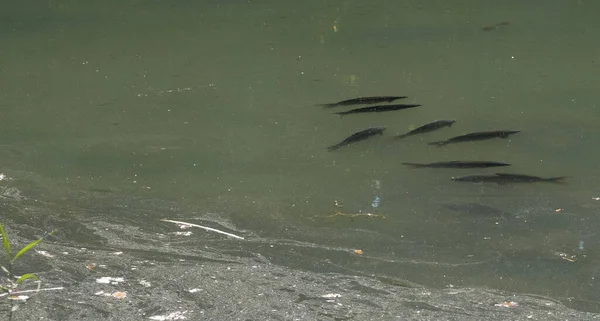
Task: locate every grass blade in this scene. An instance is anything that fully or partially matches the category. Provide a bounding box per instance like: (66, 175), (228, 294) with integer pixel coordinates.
(15, 273), (38, 284)
(10, 230), (55, 264)
(0, 222), (11, 259)
(11, 239), (41, 264)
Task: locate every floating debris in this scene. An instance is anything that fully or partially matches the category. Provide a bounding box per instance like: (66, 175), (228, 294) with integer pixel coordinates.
(96, 277), (125, 285)
(555, 252), (578, 263)
(0, 286), (64, 299)
(494, 301), (518, 308)
(327, 211), (386, 221)
(161, 219), (245, 240)
(149, 311), (189, 320)
(35, 250), (55, 258)
(172, 231), (193, 236)
(94, 290), (128, 299)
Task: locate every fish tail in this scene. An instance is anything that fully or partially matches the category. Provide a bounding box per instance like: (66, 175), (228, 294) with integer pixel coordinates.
(316, 103), (337, 108)
(327, 144), (341, 151)
(427, 141), (447, 147)
(546, 176), (568, 184)
(402, 163), (425, 169)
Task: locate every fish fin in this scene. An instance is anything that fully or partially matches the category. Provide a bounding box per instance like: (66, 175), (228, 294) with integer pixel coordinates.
(333, 112), (346, 116)
(402, 163), (424, 169)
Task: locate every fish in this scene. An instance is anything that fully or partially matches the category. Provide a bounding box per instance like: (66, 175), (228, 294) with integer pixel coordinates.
(327, 127), (386, 151)
(428, 130), (520, 146)
(317, 96), (407, 108)
(451, 173), (567, 184)
(395, 120), (456, 139)
(402, 161), (511, 169)
(335, 104), (421, 116)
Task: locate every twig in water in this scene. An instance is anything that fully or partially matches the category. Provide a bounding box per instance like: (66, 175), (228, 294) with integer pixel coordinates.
(161, 219), (245, 240)
(0, 286), (64, 298)
(326, 211), (386, 222)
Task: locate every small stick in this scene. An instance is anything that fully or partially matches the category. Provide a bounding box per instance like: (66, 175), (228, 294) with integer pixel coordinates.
(161, 219), (245, 240)
(0, 286), (65, 297)
(327, 211), (386, 221)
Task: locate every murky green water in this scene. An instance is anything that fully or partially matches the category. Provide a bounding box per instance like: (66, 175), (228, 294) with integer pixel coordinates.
(2, 0), (599, 316)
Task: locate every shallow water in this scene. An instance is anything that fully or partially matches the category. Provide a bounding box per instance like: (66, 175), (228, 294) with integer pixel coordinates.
(1, 0), (599, 318)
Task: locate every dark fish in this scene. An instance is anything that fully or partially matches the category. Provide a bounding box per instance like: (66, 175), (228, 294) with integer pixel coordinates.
(440, 203), (513, 218)
(335, 104), (421, 116)
(396, 120), (456, 139)
(317, 96), (407, 108)
(428, 130), (520, 146)
(402, 161), (511, 169)
(327, 127), (386, 151)
(451, 173), (566, 184)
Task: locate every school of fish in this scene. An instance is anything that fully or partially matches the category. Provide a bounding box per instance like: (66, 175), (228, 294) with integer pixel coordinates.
(318, 95), (565, 185)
